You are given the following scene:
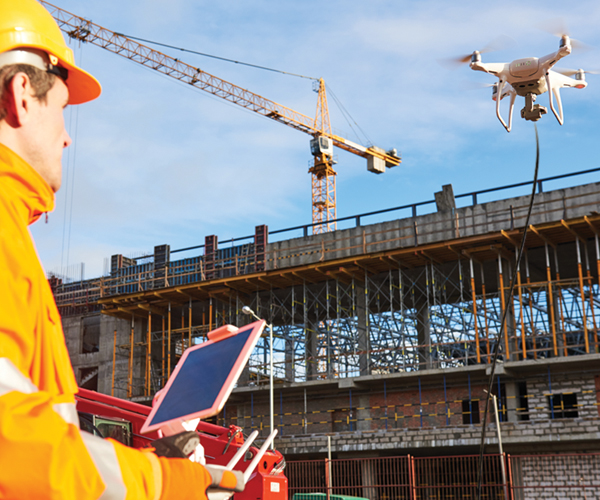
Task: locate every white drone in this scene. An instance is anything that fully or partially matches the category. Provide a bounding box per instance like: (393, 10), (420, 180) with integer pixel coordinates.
(466, 35), (590, 132)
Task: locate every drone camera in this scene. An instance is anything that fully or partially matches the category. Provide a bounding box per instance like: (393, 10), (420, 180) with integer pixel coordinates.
(520, 104), (547, 122)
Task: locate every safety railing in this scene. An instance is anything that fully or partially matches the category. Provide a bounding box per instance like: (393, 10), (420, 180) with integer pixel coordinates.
(50, 171), (600, 310)
(272, 166), (600, 236)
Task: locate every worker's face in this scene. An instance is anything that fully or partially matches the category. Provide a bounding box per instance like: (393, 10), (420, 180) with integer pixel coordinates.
(25, 77), (71, 192)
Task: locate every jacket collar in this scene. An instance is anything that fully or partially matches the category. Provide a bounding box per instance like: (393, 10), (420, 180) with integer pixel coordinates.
(0, 142), (55, 225)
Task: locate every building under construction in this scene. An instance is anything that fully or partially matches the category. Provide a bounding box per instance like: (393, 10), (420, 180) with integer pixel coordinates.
(53, 170), (600, 498)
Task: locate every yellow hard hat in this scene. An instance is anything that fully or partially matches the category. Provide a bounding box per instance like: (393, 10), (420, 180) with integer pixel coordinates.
(0, 0), (101, 104)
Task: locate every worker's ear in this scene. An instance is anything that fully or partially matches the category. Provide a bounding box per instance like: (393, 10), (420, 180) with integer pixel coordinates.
(4, 72), (34, 128)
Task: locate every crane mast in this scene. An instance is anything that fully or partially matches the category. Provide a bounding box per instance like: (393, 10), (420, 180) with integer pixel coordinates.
(311, 79), (336, 233)
(41, 1), (401, 233)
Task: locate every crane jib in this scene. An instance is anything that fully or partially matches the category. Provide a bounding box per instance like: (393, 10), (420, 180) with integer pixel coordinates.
(40, 0), (401, 231)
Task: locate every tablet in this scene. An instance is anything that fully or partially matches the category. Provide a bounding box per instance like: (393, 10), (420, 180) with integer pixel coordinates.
(141, 320), (265, 434)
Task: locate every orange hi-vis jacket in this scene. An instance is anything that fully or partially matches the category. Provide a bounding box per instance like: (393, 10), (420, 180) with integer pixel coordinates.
(0, 143), (173, 499)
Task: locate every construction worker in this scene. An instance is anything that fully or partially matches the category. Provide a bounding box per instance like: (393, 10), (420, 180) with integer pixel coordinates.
(0, 1), (243, 498)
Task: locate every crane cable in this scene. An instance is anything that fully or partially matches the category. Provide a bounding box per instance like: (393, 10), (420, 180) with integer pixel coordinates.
(115, 32), (318, 81)
(476, 123), (540, 499)
(327, 85), (373, 147)
(115, 33), (376, 149)
(60, 42), (82, 281)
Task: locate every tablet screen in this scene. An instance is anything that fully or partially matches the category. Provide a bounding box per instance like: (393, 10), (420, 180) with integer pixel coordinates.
(141, 320), (264, 433)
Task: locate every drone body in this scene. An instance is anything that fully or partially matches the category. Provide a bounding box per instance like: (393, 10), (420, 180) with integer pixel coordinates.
(469, 36), (588, 131)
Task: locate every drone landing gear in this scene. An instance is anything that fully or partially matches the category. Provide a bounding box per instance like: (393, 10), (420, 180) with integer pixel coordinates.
(521, 93), (547, 122)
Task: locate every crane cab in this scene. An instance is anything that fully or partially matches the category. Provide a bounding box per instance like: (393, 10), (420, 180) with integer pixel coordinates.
(310, 136), (334, 157)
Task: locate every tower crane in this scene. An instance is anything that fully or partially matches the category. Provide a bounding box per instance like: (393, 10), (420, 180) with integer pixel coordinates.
(41, 1), (401, 233)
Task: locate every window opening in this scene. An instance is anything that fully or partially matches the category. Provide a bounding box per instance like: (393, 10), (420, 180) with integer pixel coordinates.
(517, 382), (530, 421)
(462, 399), (480, 425)
(79, 366), (98, 391)
(549, 393), (578, 419)
(81, 316), (100, 354)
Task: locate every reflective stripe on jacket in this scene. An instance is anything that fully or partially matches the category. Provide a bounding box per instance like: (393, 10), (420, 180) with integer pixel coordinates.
(0, 143), (161, 499)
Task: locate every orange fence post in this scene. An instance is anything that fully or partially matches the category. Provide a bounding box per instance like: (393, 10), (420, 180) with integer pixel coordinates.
(408, 455), (415, 500)
(506, 453), (513, 500)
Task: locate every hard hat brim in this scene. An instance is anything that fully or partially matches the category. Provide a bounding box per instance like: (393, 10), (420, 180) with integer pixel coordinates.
(60, 59), (101, 105)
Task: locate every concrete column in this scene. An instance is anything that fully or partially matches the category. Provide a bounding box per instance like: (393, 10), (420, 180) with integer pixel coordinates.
(553, 293), (565, 357)
(305, 320), (318, 381)
(238, 364), (250, 386)
(504, 380), (519, 423)
(131, 317), (146, 399)
(285, 335), (295, 383)
(434, 184), (456, 213)
(237, 404), (246, 432)
(416, 302), (433, 370)
(62, 316), (83, 358)
(356, 283), (370, 376)
(357, 394), (371, 431)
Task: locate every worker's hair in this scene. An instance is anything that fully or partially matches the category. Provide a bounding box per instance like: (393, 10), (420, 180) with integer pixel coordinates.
(0, 64), (56, 121)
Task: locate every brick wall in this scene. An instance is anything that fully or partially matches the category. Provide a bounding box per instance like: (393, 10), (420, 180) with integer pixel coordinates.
(526, 373), (597, 421)
(511, 454), (600, 499)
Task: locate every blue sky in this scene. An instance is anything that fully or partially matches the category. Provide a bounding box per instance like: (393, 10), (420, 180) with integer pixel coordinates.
(31, 0), (600, 280)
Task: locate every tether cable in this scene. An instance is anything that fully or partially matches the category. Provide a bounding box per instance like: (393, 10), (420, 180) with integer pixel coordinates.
(476, 123), (540, 499)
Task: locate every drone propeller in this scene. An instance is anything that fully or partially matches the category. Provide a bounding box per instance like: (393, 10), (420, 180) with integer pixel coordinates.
(538, 18), (590, 51)
(554, 67), (599, 77)
(462, 81), (496, 90)
(540, 17), (570, 38)
(443, 35), (515, 67)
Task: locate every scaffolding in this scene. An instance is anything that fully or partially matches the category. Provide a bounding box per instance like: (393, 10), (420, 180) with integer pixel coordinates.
(46, 171), (600, 400)
(101, 214), (600, 400)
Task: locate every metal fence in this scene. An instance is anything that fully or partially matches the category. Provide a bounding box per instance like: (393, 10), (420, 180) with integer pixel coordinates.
(286, 453), (600, 500)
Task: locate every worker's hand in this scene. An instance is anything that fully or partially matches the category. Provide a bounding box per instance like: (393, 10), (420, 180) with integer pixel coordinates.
(152, 431), (200, 458)
(205, 464), (245, 493)
(155, 456), (245, 500)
